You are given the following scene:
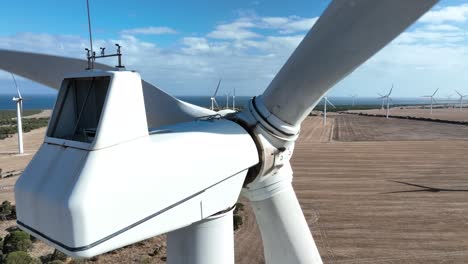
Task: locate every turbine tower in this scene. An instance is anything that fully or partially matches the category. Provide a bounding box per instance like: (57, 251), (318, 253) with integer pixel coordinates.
(0, 1), (437, 263)
(377, 92), (385, 110)
(349, 94), (357, 106)
(455, 90), (467, 111)
(11, 74), (24, 154)
(423, 88), (438, 114)
(210, 79), (221, 111)
(322, 96), (336, 126)
(232, 88), (236, 110)
(225, 92), (230, 109)
(378, 85), (393, 119)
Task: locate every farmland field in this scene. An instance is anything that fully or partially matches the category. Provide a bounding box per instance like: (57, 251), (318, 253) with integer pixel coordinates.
(1, 113), (467, 263)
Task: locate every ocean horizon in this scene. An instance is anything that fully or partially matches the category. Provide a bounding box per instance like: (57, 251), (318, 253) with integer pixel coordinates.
(0, 94), (459, 111)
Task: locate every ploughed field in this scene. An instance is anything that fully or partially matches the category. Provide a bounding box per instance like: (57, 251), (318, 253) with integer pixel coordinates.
(332, 114), (468, 141)
(1, 113), (468, 263)
(348, 107), (468, 123)
(236, 114), (468, 263)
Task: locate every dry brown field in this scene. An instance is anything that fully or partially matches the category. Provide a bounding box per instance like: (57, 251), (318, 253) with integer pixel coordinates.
(0, 113), (467, 263)
(348, 107), (468, 123)
(236, 114), (468, 264)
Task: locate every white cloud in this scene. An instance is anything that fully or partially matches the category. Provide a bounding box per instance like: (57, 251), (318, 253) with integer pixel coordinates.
(207, 15), (317, 40)
(0, 29), (299, 95)
(424, 24), (461, 31)
(419, 3), (468, 24)
(397, 29), (465, 44)
(120, 26), (177, 35)
(261, 16), (318, 34)
(2, 3), (468, 97)
(208, 19), (260, 40)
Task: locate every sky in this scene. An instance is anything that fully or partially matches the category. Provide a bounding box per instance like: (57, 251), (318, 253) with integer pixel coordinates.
(0, 0), (468, 98)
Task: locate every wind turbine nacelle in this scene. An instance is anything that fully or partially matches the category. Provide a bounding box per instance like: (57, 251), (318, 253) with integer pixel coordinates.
(14, 70), (258, 257)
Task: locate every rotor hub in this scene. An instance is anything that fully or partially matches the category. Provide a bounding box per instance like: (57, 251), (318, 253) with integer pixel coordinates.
(231, 97), (299, 198)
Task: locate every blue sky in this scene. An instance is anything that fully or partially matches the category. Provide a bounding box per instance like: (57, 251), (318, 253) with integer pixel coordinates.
(1, 0), (468, 99)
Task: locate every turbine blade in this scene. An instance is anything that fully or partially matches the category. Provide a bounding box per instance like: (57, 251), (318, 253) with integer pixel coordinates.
(326, 98), (336, 108)
(213, 79), (222, 97)
(249, 184), (322, 263)
(432, 88), (439, 96)
(259, 0), (436, 127)
(0, 49), (215, 128)
(11, 74), (22, 98)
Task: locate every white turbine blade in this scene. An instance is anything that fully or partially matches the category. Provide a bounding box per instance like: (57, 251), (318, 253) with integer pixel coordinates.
(19, 100), (23, 113)
(11, 74), (22, 98)
(213, 79), (222, 97)
(326, 98), (336, 108)
(250, 183), (322, 264)
(432, 88), (439, 97)
(0, 49), (111, 89)
(387, 84), (393, 96)
(247, 2), (437, 261)
(213, 98), (220, 108)
(260, 0), (436, 127)
(455, 90), (462, 97)
(0, 49), (214, 128)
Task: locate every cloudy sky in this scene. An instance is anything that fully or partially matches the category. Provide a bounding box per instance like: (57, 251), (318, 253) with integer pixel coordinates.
(0, 0), (468, 98)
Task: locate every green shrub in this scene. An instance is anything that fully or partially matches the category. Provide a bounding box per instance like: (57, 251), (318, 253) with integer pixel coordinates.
(10, 205), (16, 220)
(50, 249), (68, 262)
(4, 251), (40, 264)
(233, 215), (243, 231)
(3, 231), (32, 254)
(234, 202), (244, 214)
(0, 201), (13, 219)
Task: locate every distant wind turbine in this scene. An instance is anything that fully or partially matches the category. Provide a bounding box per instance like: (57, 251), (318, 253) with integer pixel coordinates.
(377, 92), (385, 110)
(225, 92), (230, 109)
(322, 96), (336, 126)
(455, 90), (468, 111)
(349, 94), (357, 106)
(379, 85), (393, 119)
(232, 88), (236, 110)
(11, 74), (24, 154)
(210, 79), (221, 111)
(422, 88), (438, 114)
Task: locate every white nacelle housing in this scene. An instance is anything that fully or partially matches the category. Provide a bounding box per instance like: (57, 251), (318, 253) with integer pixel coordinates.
(15, 70), (258, 257)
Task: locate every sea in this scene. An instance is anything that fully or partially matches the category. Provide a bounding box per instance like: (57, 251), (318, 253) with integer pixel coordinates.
(0, 94), (456, 111)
